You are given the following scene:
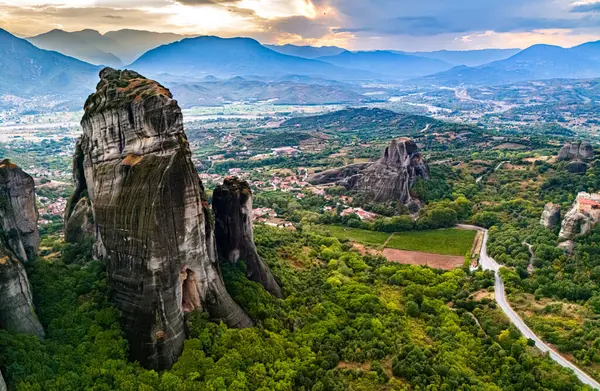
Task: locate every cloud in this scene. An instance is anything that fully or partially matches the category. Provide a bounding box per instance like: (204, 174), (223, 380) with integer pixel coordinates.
(174, 0), (241, 4)
(572, 2), (600, 12)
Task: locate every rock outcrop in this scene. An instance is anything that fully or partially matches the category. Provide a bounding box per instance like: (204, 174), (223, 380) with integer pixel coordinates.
(557, 142), (594, 162)
(213, 177), (282, 298)
(0, 160), (39, 263)
(0, 370), (6, 391)
(558, 142), (595, 173)
(65, 68), (252, 370)
(540, 203), (561, 229)
(0, 160), (44, 338)
(559, 192), (600, 240)
(309, 138), (430, 204)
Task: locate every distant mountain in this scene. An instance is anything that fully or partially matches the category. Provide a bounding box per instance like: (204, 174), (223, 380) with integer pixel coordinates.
(316, 51), (453, 79)
(418, 44), (600, 86)
(103, 30), (191, 63)
(570, 40), (600, 62)
(129, 36), (367, 81)
(265, 44), (347, 59)
(28, 29), (122, 66)
(28, 29), (190, 65)
(170, 77), (370, 107)
(407, 49), (521, 67)
(0, 28), (99, 100)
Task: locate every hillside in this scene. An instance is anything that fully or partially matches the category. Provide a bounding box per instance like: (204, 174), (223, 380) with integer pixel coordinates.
(28, 29), (190, 65)
(170, 77), (369, 107)
(408, 48), (520, 67)
(265, 44), (347, 59)
(0, 28), (99, 99)
(129, 36), (366, 80)
(418, 44), (600, 86)
(28, 29), (123, 67)
(317, 51), (452, 79)
(279, 107), (479, 139)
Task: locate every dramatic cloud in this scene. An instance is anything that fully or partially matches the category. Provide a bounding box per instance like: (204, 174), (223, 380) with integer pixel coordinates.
(0, 0), (599, 50)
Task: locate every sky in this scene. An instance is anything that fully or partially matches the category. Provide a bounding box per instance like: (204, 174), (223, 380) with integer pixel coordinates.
(2, 0), (600, 51)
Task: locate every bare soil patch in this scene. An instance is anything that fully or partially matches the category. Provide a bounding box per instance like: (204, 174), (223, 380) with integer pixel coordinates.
(381, 249), (464, 270)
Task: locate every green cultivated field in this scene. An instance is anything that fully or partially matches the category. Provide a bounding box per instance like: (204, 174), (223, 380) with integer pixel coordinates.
(323, 225), (390, 246)
(323, 225), (476, 256)
(386, 229), (476, 256)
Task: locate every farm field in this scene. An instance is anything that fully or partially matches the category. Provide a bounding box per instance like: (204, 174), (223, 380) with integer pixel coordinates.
(386, 229), (477, 256)
(322, 225), (476, 256)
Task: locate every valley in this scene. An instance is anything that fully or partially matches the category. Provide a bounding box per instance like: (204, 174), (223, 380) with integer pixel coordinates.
(1, 12), (600, 391)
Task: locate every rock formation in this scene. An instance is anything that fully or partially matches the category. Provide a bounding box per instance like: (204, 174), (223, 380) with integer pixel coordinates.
(213, 177), (282, 298)
(558, 141), (595, 173)
(0, 160), (44, 338)
(557, 142), (594, 162)
(65, 68), (252, 370)
(559, 192), (600, 240)
(540, 203), (561, 229)
(0, 160), (39, 263)
(309, 138), (430, 204)
(0, 370), (6, 391)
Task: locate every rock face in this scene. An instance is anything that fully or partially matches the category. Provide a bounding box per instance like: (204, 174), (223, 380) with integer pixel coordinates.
(65, 68), (252, 370)
(540, 203), (561, 229)
(309, 138), (430, 204)
(0, 370), (6, 391)
(557, 142), (594, 162)
(0, 160), (39, 263)
(0, 160), (44, 338)
(559, 192), (600, 240)
(213, 177), (282, 298)
(558, 142), (595, 173)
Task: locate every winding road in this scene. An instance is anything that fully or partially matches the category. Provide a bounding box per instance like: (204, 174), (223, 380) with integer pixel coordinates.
(458, 225), (600, 390)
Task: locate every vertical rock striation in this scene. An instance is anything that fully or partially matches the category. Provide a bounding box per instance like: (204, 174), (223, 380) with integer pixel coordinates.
(0, 160), (39, 263)
(65, 68), (252, 370)
(213, 177), (282, 297)
(540, 203), (561, 229)
(308, 138), (430, 204)
(0, 160), (44, 338)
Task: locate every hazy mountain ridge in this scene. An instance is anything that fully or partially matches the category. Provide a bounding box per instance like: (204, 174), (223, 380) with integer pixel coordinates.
(265, 44), (347, 59)
(0, 28), (99, 102)
(418, 44), (600, 86)
(406, 48), (521, 67)
(28, 29), (192, 65)
(316, 51), (453, 80)
(128, 36), (369, 80)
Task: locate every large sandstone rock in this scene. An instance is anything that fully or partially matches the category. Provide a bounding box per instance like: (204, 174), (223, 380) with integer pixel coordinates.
(558, 141), (594, 162)
(0, 160), (44, 338)
(213, 177), (282, 298)
(0, 160), (39, 263)
(559, 192), (600, 240)
(0, 371), (6, 391)
(309, 138), (430, 204)
(540, 203), (561, 229)
(65, 68), (252, 370)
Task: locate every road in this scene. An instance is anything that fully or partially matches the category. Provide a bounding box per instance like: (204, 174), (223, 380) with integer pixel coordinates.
(458, 225), (600, 390)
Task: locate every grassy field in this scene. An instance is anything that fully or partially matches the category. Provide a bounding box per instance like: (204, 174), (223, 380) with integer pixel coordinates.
(323, 225), (390, 246)
(385, 229), (476, 256)
(322, 225), (476, 256)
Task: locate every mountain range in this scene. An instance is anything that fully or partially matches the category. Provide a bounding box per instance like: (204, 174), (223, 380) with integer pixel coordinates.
(316, 51), (453, 79)
(0, 28), (99, 101)
(128, 36), (368, 81)
(419, 43), (600, 86)
(28, 29), (191, 65)
(266, 44), (346, 59)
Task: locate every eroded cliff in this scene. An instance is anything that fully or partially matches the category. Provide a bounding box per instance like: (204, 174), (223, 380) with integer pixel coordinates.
(65, 68), (252, 370)
(559, 192), (600, 240)
(309, 138), (430, 204)
(213, 177), (282, 297)
(0, 160), (44, 338)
